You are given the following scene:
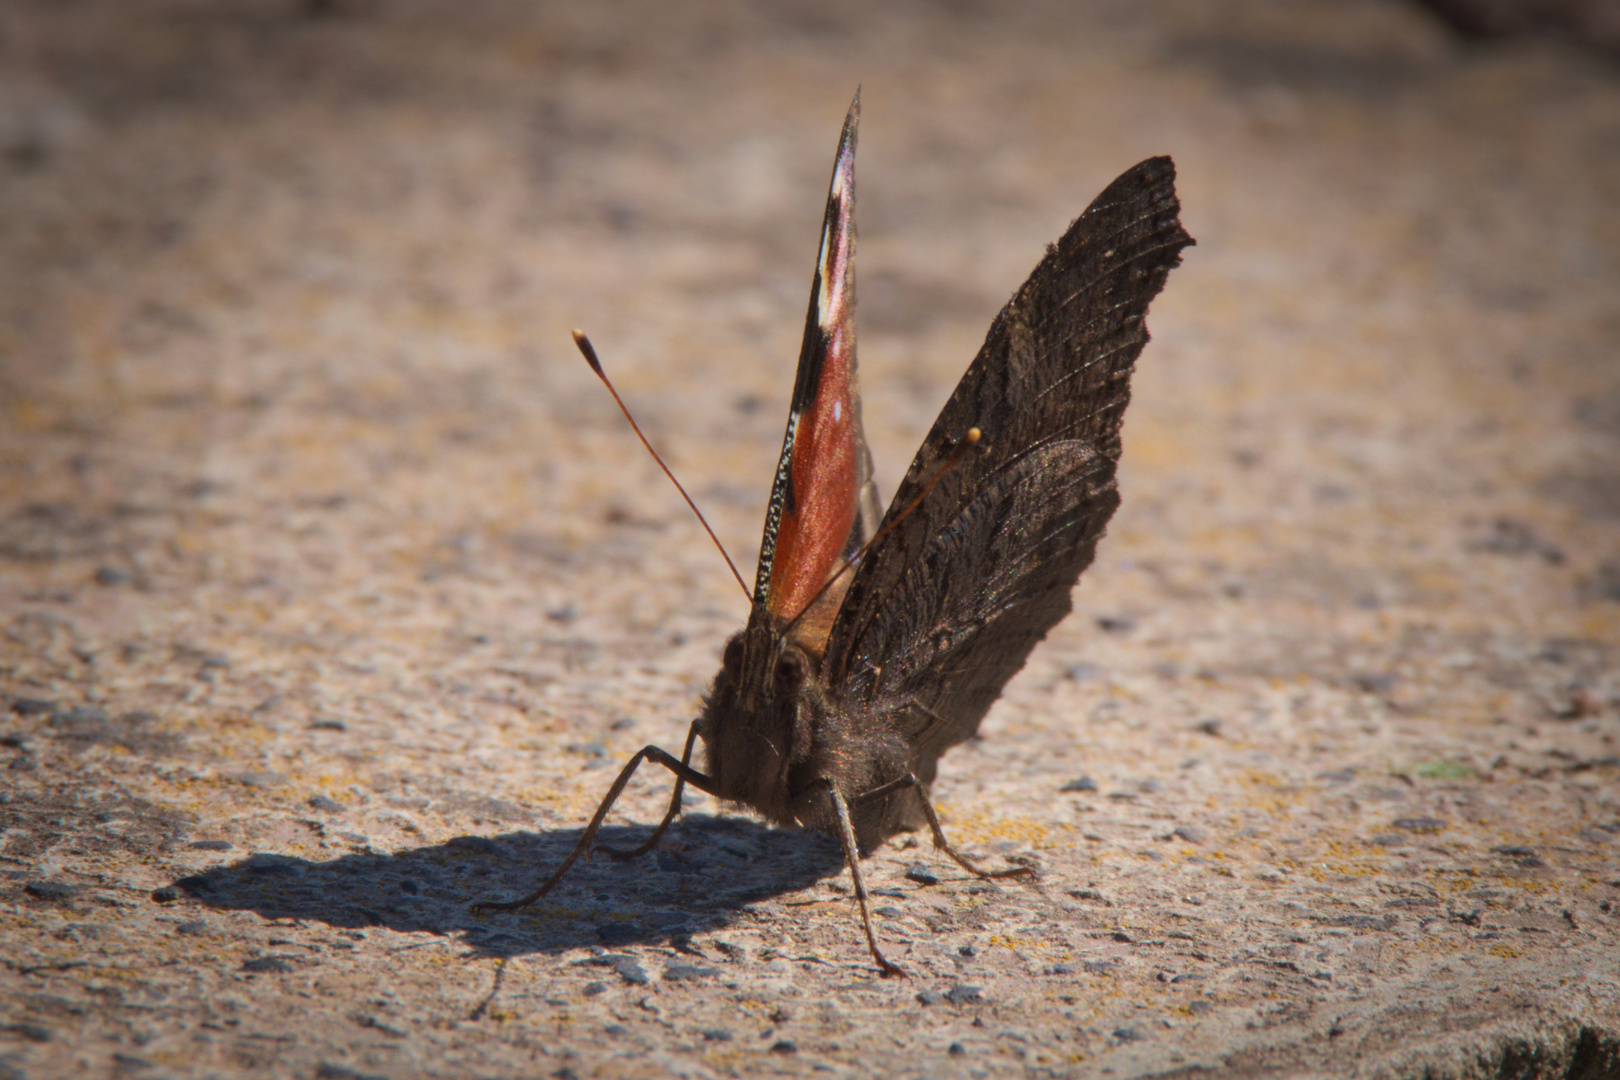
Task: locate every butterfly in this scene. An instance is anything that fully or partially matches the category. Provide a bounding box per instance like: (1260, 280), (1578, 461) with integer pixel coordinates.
(477, 92), (1193, 976)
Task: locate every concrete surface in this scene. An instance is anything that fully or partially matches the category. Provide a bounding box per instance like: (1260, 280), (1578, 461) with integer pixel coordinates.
(1, 1), (1617, 1077)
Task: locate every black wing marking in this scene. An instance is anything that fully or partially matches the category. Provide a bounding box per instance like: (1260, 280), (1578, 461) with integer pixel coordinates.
(823, 156), (1193, 768)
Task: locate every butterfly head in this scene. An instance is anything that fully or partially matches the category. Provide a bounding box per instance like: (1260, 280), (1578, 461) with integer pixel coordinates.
(696, 611), (825, 824)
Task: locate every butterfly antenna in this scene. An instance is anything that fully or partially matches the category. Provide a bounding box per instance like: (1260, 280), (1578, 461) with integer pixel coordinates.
(782, 427), (981, 636)
(573, 329), (751, 602)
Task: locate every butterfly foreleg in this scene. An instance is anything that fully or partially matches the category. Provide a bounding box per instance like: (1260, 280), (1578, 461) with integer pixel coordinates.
(598, 720), (705, 860)
(852, 772), (1035, 882)
(821, 781), (907, 978)
(472, 726), (717, 914)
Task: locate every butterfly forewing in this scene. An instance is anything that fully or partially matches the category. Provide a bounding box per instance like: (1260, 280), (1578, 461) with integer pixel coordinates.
(824, 156), (1194, 774)
(754, 96), (881, 636)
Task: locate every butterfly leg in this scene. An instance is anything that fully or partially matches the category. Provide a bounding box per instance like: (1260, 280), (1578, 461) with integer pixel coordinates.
(472, 740), (717, 914)
(598, 721), (703, 860)
(824, 783), (907, 978)
(852, 772), (1034, 882)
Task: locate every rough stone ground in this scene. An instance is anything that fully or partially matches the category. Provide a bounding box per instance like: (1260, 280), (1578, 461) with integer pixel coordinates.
(1, 1), (1618, 1077)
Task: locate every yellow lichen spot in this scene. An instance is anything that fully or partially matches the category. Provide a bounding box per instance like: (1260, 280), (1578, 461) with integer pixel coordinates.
(987, 933), (1041, 951)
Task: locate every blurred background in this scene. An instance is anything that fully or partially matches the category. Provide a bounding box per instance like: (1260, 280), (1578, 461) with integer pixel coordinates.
(1, 0), (1614, 709)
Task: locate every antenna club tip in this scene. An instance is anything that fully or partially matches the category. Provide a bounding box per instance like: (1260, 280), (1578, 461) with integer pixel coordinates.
(964, 427), (981, 445)
(572, 329), (605, 375)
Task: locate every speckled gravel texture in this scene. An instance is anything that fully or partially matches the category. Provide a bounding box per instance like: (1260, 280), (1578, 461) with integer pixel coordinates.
(1, 2), (1618, 1078)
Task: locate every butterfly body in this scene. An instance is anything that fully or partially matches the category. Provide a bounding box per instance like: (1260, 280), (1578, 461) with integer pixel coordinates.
(700, 615), (926, 851)
(479, 93), (1193, 975)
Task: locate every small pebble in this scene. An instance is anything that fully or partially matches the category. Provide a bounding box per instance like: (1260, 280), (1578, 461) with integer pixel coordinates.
(770, 1040), (797, 1054)
(241, 956), (294, 974)
(662, 963), (718, 982)
(595, 955), (648, 986)
(1060, 776), (1098, 793)
(905, 863), (940, 886)
(189, 839), (233, 851)
(948, 1042), (966, 1056)
(945, 985), (983, 1005)
(24, 881), (76, 902)
(308, 795), (347, 812)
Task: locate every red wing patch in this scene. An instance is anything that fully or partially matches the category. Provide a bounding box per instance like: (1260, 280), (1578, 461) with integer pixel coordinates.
(754, 94), (864, 626)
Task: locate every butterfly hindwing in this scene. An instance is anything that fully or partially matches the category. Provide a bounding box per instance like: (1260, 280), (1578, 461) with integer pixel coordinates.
(754, 95), (880, 634)
(824, 156), (1194, 773)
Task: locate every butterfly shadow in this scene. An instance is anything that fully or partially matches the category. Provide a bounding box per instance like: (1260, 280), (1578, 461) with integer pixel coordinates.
(166, 814), (845, 958)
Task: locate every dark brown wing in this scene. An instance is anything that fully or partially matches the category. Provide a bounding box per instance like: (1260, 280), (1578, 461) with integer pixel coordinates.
(822, 156), (1192, 777)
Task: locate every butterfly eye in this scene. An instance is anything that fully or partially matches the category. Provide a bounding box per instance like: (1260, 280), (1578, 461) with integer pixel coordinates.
(773, 648), (808, 698)
(721, 634), (745, 676)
